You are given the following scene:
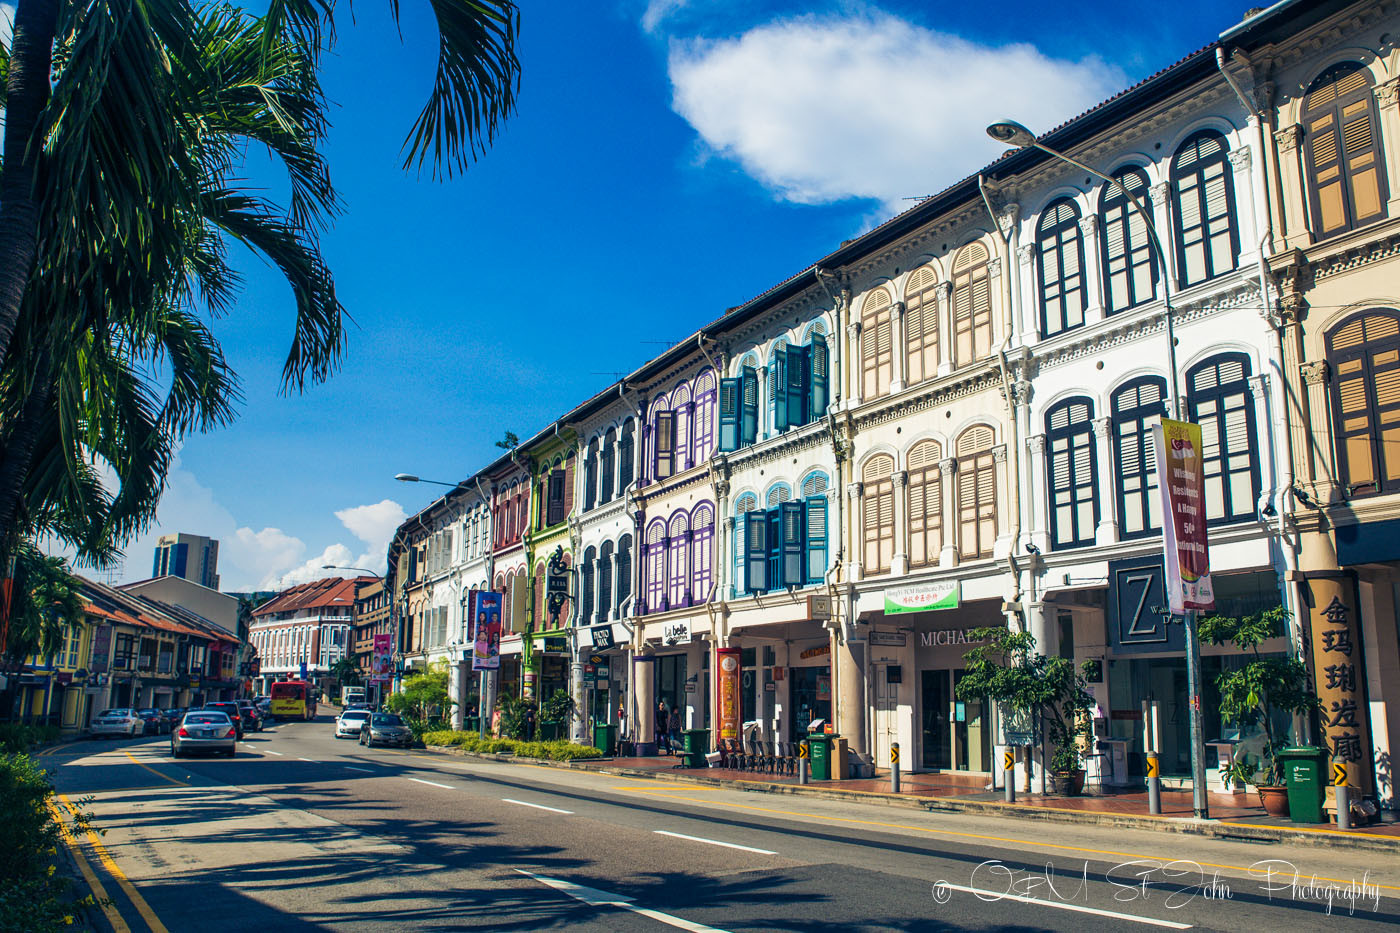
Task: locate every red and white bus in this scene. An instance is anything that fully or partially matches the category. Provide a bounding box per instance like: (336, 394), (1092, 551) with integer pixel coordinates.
(269, 680), (318, 721)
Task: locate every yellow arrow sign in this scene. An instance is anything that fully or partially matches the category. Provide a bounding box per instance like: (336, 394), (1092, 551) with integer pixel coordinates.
(890, 746), (901, 764)
(1146, 755), (1160, 778)
(798, 742), (809, 759)
(1333, 762), (1348, 786)
(1003, 749), (1014, 771)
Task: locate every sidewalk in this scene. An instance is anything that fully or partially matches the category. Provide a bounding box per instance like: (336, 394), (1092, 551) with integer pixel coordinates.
(575, 753), (1400, 850)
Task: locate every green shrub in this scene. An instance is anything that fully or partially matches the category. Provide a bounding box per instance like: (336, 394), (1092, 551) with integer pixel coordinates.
(548, 742), (603, 761)
(513, 741), (549, 759)
(479, 738), (517, 754)
(0, 723), (61, 755)
(419, 731), (460, 747)
(414, 731), (599, 761)
(0, 754), (99, 932)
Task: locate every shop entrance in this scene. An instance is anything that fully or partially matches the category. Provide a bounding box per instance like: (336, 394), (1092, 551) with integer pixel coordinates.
(788, 665), (830, 735)
(921, 670), (951, 770)
(922, 669), (991, 771)
(873, 663), (899, 766)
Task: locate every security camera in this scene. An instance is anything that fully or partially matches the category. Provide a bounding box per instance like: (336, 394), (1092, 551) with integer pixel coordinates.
(1025, 543), (1041, 556)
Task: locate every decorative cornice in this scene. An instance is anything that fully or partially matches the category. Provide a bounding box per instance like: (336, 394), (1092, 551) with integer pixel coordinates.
(725, 419), (830, 471)
(852, 365), (1003, 429)
(1305, 223), (1400, 284)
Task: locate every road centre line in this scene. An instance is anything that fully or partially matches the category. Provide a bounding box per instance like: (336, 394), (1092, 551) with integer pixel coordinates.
(408, 777), (454, 789)
(934, 881), (1192, 929)
(48, 800), (129, 933)
(503, 798), (573, 814)
(653, 830), (777, 855)
(59, 793), (171, 933)
(121, 749), (188, 787)
(516, 869), (732, 933)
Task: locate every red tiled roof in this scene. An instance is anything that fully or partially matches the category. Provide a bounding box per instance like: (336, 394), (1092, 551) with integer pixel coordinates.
(252, 576), (368, 618)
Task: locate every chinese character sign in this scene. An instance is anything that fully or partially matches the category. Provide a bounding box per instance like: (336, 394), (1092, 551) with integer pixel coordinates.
(716, 647), (741, 741)
(472, 591), (503, 672)
(1307, 582), (1372, 790)
(1152, 419), (1215, 613)
(372, 634), (392, 684)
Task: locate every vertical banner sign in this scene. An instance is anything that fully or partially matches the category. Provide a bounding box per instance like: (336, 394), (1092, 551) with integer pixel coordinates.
(1305, 575), (1372, 791)
(473, 591), (503, 671)
(717, 647), (741, 741)
(372, 633), (393, 684)
(1152, 419), (1215, 613)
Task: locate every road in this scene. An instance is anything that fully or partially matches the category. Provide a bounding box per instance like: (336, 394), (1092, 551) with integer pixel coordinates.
(40, 718), (1400, 932)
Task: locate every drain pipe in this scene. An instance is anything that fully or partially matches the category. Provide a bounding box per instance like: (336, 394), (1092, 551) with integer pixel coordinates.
(978, 174), (1025, 625)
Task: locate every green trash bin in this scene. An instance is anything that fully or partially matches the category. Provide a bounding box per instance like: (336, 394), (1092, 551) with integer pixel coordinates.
(1280, 746), (1327, 823)
(593, 722), (618, 756)
(681, 728), (710, 768)
(808, 734), (835, 780)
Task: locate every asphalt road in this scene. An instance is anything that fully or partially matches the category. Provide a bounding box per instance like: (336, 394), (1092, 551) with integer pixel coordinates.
(40, 718), (1400, 932)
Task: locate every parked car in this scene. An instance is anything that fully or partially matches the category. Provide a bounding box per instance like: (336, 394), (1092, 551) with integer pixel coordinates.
(171, 710), (237, 758)
(136, 708), (170, 735)
(91, 708), (144, 737)
(236, 701), (264, 733)
(203, 701), (244, 739)
(334, 708), (370, 739)
(359, 712), (413, 749)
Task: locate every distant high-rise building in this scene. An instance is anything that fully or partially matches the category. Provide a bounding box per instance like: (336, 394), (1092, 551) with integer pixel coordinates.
(152, 533), (220, 589)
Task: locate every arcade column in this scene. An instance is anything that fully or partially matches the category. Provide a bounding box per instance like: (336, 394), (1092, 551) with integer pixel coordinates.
(633, 655), (657, 756)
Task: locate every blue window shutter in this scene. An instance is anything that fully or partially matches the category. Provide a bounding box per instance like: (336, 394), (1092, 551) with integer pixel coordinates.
(771, 349), (788, 432)
(805, 496), (827, 584)
(787, 345), (809, 427)
(744, 511), (768, 593)
(655, 411), (676, 479)
(780, 500), (805, 586)
(810, 336), (829, 418)
(718, 378), (740, 451)
(741, 367), (759, 446)
(766, 510), (782, 591)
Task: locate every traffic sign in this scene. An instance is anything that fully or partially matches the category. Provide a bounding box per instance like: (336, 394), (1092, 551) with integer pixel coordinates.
(890, 744), (901, 765)
(1003, 749), (1014, 771)
(797, 742), (809, 759)
(1333, 762), (1348, 786)
(1146, 755), (1160, 779)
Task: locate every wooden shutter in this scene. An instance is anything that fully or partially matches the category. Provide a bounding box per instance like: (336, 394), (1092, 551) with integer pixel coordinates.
(1305, 64), (1386, 238)
(741, 367), (759, 445)
(1173, 131), (1238, 285)
(655, 411), (675, 479)
(744, 510), (768, 594)
(805, 495), (827, 584)
(563, 455), (575, 515)
(584, 441), (598, 509)
(956, 428), (996, 560)
(672, 387), (691, 472)
(810, 335), (829, 418)
(905, 266), (939, 384)
(907, 440), (942, 568)
(718, 378), (740, 451)
(780, 500), (805, 587)
(597, 552), (612, 621)
(953, 244), (991, 365)
(862, 455), (895, 574)
(545, 470), (564, 525)
(861, 290), (892, 399)
(1330, 313), (1400, 496)
(1036, 203), (1085, 337)
(771, 347), (788, 432)
(786, 344), (809, 427)
(617, 424), (633, 489)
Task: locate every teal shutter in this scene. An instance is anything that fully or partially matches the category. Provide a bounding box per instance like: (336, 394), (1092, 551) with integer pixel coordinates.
(718, 378), (740, 451)
(810, 335), (829, 418)
(780, 501), (805, 586)
(787, 345), (809, 427)
(805, 496), (827, 584)
(744, 510), (768, 593)
(771, 348), (788, 432)
(741, 367), (759, 445)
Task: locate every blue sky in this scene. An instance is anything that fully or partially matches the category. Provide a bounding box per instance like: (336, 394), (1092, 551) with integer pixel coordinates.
(108, 0), (1252, 590)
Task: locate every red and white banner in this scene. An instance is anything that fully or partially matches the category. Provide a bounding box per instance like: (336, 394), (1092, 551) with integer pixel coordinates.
(1153, 418), (1215, 613)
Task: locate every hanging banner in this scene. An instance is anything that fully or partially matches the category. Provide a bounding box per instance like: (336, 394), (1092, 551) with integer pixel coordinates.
(372, 633), (393, 684)
(472, 591), (503, 671)
(884, 581), (960, 614)
(716, 647), (741, 741)
(1304, 574), (1373, 792)
(1152, 418), (1215, 613)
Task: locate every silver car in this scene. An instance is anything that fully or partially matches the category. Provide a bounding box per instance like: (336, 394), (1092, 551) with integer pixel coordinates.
(91, 708), (145, 737)
(359, 712), (413, 748)
(335, 708), (370, 739)
(171, 711), (237, 758)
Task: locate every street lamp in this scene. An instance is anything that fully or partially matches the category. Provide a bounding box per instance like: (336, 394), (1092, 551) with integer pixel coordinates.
(394, 473), (467, 489)
(986, 119), (1206, 819)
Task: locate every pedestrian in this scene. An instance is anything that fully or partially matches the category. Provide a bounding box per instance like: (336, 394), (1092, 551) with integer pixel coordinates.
(657, 699), (669, 754)
(668, 705), (682, 756)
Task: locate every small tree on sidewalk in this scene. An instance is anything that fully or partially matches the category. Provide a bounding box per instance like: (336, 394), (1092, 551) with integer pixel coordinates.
(385, 660), (453, 726)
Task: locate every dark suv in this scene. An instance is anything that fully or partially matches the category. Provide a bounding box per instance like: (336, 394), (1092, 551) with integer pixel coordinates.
(236, 700), (264, 733)
(204, 702), (244, 739)
(136, 708), (171, 735)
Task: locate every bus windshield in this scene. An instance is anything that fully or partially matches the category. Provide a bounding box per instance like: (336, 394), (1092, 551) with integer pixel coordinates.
(271, 683), (304, 699)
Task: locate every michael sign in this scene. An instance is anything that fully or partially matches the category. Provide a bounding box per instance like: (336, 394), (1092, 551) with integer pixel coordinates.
(920, 629), (986, 647)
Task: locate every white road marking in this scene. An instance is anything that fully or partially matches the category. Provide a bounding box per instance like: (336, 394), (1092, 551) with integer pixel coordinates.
(503, 798), (573, 814)
(408, 778), (453, 789)
(653, 830), (777, 855)
(297, 758), (316, 762)
(516, 869), (732, 933)
(345, 766), (373, 773)
(263, 750), (283, 756)
(933, 882), (1192, 929)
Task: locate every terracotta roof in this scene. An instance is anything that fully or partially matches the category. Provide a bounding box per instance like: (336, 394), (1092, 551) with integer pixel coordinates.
(77, 576), (218, 641)
(252, 576), (365, 618)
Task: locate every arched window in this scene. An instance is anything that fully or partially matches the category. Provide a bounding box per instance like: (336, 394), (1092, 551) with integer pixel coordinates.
(905, 265), (940, 384)
(597, 541), (614, 622)
(667, 512), (690, 610)
(1099, 166), (1158, 314)
(907, 440), (943, 568)
(1037, 199), (1087, 337)
(734, 492), (758, 596)
(1046, 398), (1098, 549)
(1328, 311), (1400, 498)
(765, 482), (791, 509)
(584, 439), (599, 511)
(862, 455), (895, 574)
(671, 383), (691, 472)
(1112, 377), (1168, 539)
(1188, 354), (1260, 524)
(955, 426), (997, 560)
(580, 546), (597, 626)
(644, 520), (666, 615)
(861, 289), (894, 400)
(1172, 130), (1238, 286)
(1304, 62), (1387, 238)
(767, 338), (790, 436)
(691, 503), (714, 604)
(693, 370), (717, 463)
(800, 472), (828, 498)
(616, 536), (633, 610)
(649, 397), (675, 481)
(618, 419), (634, 490)
(952, 243), (993, 366)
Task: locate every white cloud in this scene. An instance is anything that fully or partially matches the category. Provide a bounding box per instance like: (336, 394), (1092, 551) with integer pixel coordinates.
(642, 0), (689, 34)
(666, 12), (1125, 214)
(335, 499), (407, 559)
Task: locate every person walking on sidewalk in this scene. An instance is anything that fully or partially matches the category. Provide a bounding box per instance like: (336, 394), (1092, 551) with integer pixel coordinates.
(667, 706), (682, 757)
(657, 699), (670, 754)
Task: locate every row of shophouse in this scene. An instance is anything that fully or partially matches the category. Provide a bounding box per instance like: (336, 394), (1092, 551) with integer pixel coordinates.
(378, 0), (1400, 811)
(8, 575), (244, 731)
(246, 576), (364, 697)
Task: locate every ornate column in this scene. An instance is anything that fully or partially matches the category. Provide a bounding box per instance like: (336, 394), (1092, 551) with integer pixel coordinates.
(759, 363), (771, 439)
(1149, 182), (1179, 290)
(847, 322), (864, 407)
(1227, 144), (1260, 265)
(1247, 373), (1276, 514)
(1092, 417), (1120, 545)
(1078, 214), (1105, 326)
(892, 470), (909, 574)
(1276, 125), (1311, 250)
(632, 654), (657, 756)
(939, 458), (959, 567)
(1025, 433), (1048, 549)
(935, 282), (954, 377)
(715, 472), (731, 598)
(1017, 244), (1039, 343)
(847, 481), (864, 580)
(1376, 79), (1400, 216)
(891, 301), (907, 392)
(682, 401), (696, 470)
(1299, 360), (1337, 503)
(992, 445), (1010, 553)
(722, 516), (736, 599)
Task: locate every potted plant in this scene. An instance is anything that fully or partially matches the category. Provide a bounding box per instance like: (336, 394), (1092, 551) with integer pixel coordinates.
(957, 627), (1096, 795)
(539, 689), (576, 742)
(1197, 606), (1320, 817)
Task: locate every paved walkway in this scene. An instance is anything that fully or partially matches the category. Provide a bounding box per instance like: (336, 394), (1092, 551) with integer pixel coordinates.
(595, 754), (1400, 840)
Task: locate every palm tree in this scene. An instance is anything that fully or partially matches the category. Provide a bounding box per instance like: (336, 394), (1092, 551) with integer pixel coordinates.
(0, 541), (84, 664)
(0, 0), (520, 559)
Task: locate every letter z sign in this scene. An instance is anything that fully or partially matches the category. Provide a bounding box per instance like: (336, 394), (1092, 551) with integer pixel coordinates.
(1107, 556), (1181, 654)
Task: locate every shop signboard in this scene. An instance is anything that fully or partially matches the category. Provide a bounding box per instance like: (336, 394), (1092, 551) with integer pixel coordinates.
(883, 581), (959, 614)
(869, 631), (907, 647)
(662, 620), (691, 646)
(589, 624), (615, 650)
(89, 624), (111, 673)
(716, 647), (741, 741)
(471, 591), (503, 671)
(1304, 574), (1373, 790)
(1151, 418), (1215, 613)
(1107, 555), (1182, 655)
(372, 633), (393, 684)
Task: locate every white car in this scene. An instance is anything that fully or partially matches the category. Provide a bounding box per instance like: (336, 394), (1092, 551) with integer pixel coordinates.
(91, 708), (145, 737)
(334, 708), (370, 739)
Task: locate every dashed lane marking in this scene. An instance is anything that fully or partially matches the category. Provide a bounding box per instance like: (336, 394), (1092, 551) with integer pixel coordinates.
(653, 829), (777, 855)
(503, 798), (574, 814)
